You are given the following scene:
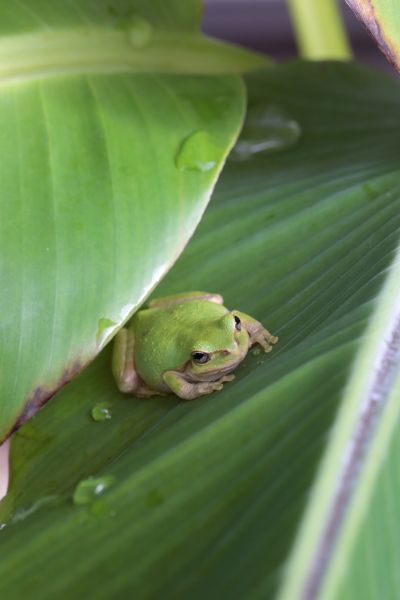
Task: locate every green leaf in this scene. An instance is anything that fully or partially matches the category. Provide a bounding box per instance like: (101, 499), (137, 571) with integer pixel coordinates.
(0, 1), (248, 441)
(2, 61), (400, 598)
(279, 257), (400, 600)
(0, 0), (267, 78)
(333, 367), (400, 600)
(345, 0), (400, 71)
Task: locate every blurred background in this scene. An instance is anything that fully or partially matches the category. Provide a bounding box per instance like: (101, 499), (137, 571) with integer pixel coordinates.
(202, 0), (394, 73)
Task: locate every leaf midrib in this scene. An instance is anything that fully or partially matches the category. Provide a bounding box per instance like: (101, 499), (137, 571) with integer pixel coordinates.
(278, 251), (400, 600)
(0, 27), (267, 83)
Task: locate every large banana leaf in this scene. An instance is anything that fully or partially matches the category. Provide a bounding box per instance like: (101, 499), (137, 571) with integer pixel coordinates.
(2, 61), (400, 598)
(0, 0), (263, 441)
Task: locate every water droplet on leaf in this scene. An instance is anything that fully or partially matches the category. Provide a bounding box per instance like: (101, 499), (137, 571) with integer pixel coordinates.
(11, 495), (58, 523)
(362, 183), (377, 200)
(90, 498), (117, 518)
(127, 17), (152, 47)
(232, 105), (301, 160)
(145, 489), (164, 508)
(175, 131), (220, 173)
(73, 476), (115, 506)
(91, 402), (112, 422)
(16, 421), (41, 440)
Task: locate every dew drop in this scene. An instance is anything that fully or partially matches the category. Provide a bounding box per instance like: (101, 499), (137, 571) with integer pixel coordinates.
(362, 183), (377, 200)
(91, 402), (112, 422)
(11, 495), (58, 523)
(0, 523), (6, 531)
(232, 105), (301, 160)
(175, 131), (220, 173)
(90, 498), (117, 518)
(96, 318), (118, 348)
(127, 17), (153, 48)
(145, 489), (164, 508)
(73, 476), (115, 506)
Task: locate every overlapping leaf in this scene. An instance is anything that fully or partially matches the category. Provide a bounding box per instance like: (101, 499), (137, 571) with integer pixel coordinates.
(0, 0), (260, 440)
(2, 62), (400, 598)
(346, 0), (400, 71)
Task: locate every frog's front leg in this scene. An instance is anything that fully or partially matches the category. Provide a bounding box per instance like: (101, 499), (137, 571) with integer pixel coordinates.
(148, 291), (223, 309)
(112, 328), (160, 397)
(163, 371), (235, 400)
(234, 311), (278, 353)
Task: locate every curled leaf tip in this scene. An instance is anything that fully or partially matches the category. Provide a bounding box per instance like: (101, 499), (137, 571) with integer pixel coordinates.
(345, 0), (400, 71)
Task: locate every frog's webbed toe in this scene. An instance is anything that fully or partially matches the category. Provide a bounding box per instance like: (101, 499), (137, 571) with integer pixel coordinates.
(252, 329), (278, 353)
(233, 310), (278, 353)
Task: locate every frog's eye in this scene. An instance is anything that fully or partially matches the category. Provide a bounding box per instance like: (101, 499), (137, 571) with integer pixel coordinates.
(191, 351), (210, 364)
(234, 315), (241, 331)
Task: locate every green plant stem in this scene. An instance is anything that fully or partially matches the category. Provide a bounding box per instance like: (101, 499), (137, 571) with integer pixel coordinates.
(287, 0), (352, 60)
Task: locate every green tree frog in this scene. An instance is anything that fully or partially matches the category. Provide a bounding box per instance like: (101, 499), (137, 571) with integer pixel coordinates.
(112, 291), (278, 401)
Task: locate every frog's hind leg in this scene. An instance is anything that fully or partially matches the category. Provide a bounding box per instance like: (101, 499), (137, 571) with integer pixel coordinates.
(112, 328), (161, 398)
(112, 328), (140, 393)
